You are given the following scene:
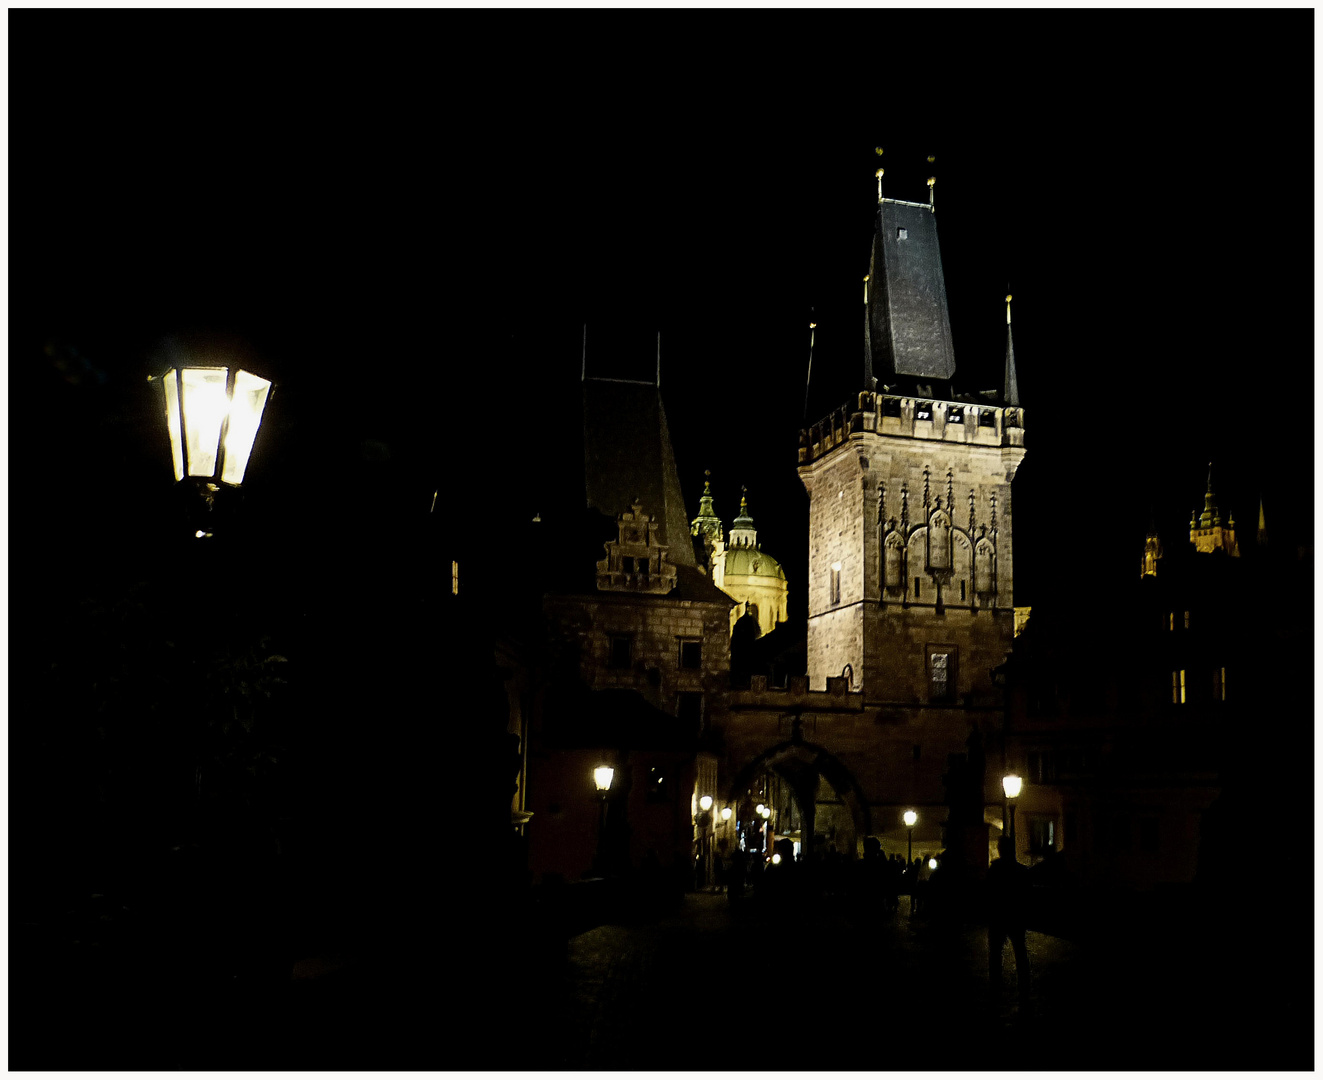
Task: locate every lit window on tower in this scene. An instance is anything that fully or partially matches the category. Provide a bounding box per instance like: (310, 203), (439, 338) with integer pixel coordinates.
(830, 562), (842, 606)
(1172, 670), (1186, 704)
(452, 560), (459, 596)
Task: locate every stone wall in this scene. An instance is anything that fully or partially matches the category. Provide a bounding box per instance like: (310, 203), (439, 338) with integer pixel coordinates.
(544, 592), (731, 715)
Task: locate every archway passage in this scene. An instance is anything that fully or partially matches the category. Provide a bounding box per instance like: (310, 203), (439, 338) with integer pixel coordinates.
(727, 739), (871, 864)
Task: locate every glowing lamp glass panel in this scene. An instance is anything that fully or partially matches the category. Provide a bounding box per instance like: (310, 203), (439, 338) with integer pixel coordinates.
(162, 370), (185, 481)
(928, 858), (938, 870)
(699, 795), (713, 812)
(721, 807), (732, 821)
(771, 853), (782, 865)
(180, 368), (230, 478)
(594, 766), (614, 792)
(903, 810), (918, 828)
(755, 803), (765, 815)
(220, 369), (273, 485)
(1002, 775), (1022, 799)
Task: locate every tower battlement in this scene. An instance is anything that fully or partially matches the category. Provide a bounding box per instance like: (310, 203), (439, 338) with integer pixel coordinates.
(799, 391), (1025, 467)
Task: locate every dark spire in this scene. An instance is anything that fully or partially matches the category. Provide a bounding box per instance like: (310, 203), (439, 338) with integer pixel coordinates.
(1003, 293), (1021, 407)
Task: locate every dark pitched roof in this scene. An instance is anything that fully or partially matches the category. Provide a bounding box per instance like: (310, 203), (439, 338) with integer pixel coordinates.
(866, 200), (957, 384)
(582, 378), (696, 568)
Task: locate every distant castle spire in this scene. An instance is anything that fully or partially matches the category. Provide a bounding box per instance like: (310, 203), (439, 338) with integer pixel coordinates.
(1190, 462), (1239, 557)
(1142, 508), (1163, 578)
(1003, 293), (1021, 407)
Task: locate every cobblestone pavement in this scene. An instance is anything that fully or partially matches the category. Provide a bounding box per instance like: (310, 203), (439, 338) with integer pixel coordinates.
(528, 889), (1310, 1072)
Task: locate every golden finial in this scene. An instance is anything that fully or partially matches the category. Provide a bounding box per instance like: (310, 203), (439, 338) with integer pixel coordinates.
(926, 176), (936, 187)
(809, 322), (817, 329)
(875, 168), (884, 178)
(927, 154), (935, 163)
(874, 146), (884, 156)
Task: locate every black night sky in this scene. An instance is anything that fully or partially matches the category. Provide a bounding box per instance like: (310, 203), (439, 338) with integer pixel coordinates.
(9, 11), (1317, 1070)
(16, 12), (1314, 614)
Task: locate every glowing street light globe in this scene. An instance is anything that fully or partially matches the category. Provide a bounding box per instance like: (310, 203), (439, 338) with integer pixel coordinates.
(721, 807), (732, 821)
(903, 809), (918, 828)
(771, 853), (782, 865)
(160, 365), (272, 488)
(699, 795), (713, 812)
(755, 803), (765, 816)
(1002, 774), (1023, 800)
(594, 766), (614, 793)
(928, 858), (938, 871)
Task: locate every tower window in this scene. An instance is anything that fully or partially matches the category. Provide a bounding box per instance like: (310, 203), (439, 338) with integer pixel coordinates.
(621, 556), (635, 574)
(452, 560), (459, 596)
(913, 743), (921, 762)
(897, 227), (908, 240)
(1169, 612), (1175, 631)
(609, 635), (633, 670)
(1214, 666), (1227, 701)
(915, 402), (933, 421)
(928, 648), (956, 702)
(1171, 669), (1186, 704)
(914, 577), (922, 597)
(1184, 611), (1191, 628)
(638, 558), (650, 576)
(960, 579), (966, 602)
(830, 562), (842, 606)
(679, 639), (702, 670)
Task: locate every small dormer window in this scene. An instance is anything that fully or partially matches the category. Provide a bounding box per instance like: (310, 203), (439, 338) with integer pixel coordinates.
(915, 402), (933, 421)
(897, 228), (908, 240)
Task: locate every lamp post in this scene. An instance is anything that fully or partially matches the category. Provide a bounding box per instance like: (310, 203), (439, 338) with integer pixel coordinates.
(1002, 773), (1022, 853)
(157, 362), (273, 536)
(903, 809), (918, 914)
(594, 765), (614, 875)
(696, 795), (714, 888)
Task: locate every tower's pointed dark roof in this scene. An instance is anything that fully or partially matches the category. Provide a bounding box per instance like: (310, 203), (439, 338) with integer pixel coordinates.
(1003, 294), (1021, 407)
(864, 189), (957, 386)
(582, 377), (696, 568)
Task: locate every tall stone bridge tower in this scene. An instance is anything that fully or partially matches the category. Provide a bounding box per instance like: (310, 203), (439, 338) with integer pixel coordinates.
(717, 161), (1029, 868)
(799, 174), (1026, 706)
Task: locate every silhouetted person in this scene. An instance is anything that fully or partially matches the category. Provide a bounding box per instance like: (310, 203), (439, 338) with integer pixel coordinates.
(987, 836), (1030, 995)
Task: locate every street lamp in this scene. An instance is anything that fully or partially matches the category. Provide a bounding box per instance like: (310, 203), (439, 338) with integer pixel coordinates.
(593, 766), (614, 875)
(158, 362), (273, 532)
(721, 806), (732, 822)
(1002, 773), (1022, 852)
(903, 809), (918, 914)
(699, 795), (713, 813)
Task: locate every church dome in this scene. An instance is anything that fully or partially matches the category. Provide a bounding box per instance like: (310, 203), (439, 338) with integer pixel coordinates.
(724, 544), (786, 581)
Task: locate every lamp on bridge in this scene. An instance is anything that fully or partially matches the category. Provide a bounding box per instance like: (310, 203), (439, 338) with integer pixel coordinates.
(157, 362), (272, 536)
(593, 766), (614, 875)
(1002, 773), (1022, 853)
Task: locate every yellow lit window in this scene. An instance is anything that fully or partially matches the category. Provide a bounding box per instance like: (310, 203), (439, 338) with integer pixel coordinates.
(452, 560), (459, 596)
(1170, 669), (1186, 704)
